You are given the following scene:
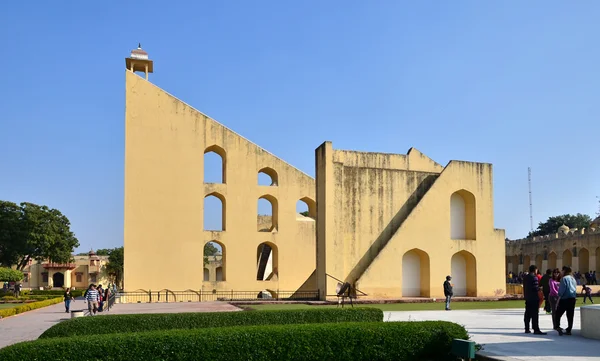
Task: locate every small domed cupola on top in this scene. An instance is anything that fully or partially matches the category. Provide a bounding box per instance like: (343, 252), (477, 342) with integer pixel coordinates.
(125, 43), (154, 80)
(558, 224), (570, 234)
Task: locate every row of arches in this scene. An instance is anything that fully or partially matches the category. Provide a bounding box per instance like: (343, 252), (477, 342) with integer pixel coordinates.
(204, 145), (281, 186)
(203, 243), (477, 297)
(202, 241), (278, 282)
(402, 249), (477, 297)
(204, 194), (316, 231)
(508, 247), (600, 274)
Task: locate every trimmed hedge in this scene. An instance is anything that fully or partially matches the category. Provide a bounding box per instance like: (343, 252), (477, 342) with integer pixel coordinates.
(30, 290), (84, 297)
(0, 297), (63, 318)
(3, 321), (468, 361)
(40, 307), (383, 339)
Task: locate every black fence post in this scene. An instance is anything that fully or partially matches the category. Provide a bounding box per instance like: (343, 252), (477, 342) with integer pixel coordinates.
(149, 290), (152, 303)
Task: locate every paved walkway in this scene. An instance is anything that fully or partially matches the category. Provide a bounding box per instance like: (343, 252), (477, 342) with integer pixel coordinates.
(0, 301), (69, 349)
(386, 307), (600, 361)
(0, 300), (240, 349)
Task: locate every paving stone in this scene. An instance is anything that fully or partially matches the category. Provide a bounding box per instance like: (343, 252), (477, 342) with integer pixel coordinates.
(386, 307), (600, 361)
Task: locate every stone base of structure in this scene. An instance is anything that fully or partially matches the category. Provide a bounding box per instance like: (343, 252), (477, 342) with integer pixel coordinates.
(581, 305), (600, 340)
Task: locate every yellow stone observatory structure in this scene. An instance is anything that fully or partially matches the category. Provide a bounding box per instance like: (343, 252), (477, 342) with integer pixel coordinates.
(123, 46), (506, 300)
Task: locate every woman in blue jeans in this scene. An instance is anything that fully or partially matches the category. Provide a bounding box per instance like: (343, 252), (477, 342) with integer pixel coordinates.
(63, 288), (74, 313)
(555, 266), (577, 336)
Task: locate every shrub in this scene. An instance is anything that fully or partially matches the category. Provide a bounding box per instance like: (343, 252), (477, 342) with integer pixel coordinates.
(3, 321), (467, 361)
(1, 296), (17, 301)
(30, 290), (83, 297)
(40, 307), (383, 339)
(0, 297), (63, 319)
(0, 267), (24, 282)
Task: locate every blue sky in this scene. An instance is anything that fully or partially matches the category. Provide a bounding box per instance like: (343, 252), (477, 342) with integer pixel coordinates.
(0, 2), (598, 253)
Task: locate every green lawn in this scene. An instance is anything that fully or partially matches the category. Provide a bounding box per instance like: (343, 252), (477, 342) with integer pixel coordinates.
(0, 303), (20, 310)
(246, 300), (529, 311)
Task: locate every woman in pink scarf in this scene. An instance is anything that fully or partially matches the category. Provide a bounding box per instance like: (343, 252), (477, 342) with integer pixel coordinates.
(548, 268), (561, 330)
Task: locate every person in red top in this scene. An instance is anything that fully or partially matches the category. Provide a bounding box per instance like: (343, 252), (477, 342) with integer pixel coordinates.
(537, 271), (543, 282)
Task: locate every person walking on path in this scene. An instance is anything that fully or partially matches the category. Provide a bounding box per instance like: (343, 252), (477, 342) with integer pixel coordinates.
(555, 266), (577, 336)
(548, 268), (561, 330)
(582, 284), (594, 304)
(63, 288), (74, 313)
(523, 265), (547, 335)
(541, 269), (552, 314)
(85, 284), (100, 316)
(443, 276), (453, 311)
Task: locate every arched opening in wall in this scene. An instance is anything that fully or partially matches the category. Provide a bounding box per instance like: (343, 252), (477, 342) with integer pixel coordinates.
(523, 255), (531, 270)
(548, 252), (557, 270)
(258, 195), (278, 232)
(451, 251), (477, 297)
(52, 272), (65, 288)
(296, 197), (316, 220)
(535, 255), (543, 270)
(562, 249), (572, 268)
(596, 247), (600, 274)
(450, 190), (476, 240)
(258, 167), (278, 186)
(204, 145), (226, 184)
(256, 242), (278, 281)
(401, 249), (430, 297)
(579, 248), (590, 273)
(204, 193), (226, 231)
(204, 241), (225, 281)
(510, 255), (519, 274)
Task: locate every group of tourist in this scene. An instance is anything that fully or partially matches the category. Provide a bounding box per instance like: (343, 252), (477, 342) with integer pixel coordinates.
(523, 264), (594, 336)
(63, 283), (113, 316)
(509, 270), (597, 285)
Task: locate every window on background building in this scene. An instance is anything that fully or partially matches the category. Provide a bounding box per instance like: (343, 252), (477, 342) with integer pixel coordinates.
(76, 274), (82, 282)
(23, 274), (29, 283)
(91, 274), (97, 283)
(42, 273), (48, 283)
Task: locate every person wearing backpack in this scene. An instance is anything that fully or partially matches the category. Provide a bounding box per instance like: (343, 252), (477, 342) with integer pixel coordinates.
(582, 284), (594, 304)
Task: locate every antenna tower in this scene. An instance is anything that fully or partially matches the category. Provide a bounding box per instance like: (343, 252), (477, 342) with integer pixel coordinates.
(528, 167), (534, 232)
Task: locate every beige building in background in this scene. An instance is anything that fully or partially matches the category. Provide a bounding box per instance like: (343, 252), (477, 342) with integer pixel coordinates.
(123, 46), (506, 300)
(20, 250), (110, 290)
(506, 221), (600, 275)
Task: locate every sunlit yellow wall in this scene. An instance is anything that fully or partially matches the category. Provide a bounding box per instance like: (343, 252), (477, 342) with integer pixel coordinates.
(316, 142), (506, 299)
(124, 71), (316, 294)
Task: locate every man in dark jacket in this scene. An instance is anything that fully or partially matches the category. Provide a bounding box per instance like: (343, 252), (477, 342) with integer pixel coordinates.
(523, 265), (547, 335)
(540, 269), (552, 314)
(443, 276), (453, 311)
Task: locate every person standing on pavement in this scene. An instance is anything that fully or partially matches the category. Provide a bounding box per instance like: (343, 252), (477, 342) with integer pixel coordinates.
(443, 275), (453, 311)
(541, 269), (552, 314)
(63, 287), (74, 313)
(85, 284), (100, 316)
(523, 265), (547, 335)
(555, 266), (577, 336)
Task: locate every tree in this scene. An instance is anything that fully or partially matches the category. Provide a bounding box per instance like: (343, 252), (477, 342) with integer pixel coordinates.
(0, 267), (24, 282)
(0, 201), (23, 267)
(105, 247), (124, 289)
(300, 211), (309, 217)
(0, 201), (79, 270)
(203, 242), (220, 265)
(528, 213), (593, 237)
